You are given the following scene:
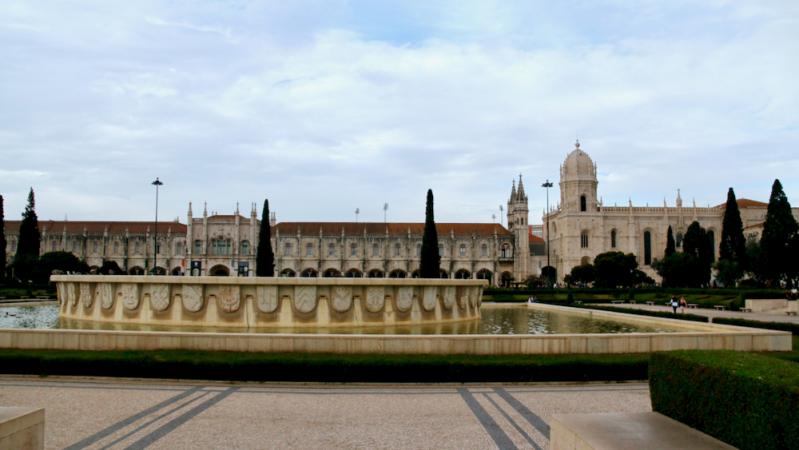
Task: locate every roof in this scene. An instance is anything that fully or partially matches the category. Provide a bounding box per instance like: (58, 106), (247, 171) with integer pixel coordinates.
(4, 220), (187, 235)
(273, 222), (512, 237)
(715, 198), (768, 208)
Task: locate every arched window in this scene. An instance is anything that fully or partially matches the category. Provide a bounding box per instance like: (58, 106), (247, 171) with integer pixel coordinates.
(113, 241), (120, 254)
(305, 242), (314, 257)
(194, 240), (202, 255)
(580, 195), (587, 212)
(480, 243), (488, 257)
(580, 231), (589, 248)
(416, 244), (421, 257)
(438, 244), (444, 256)
(459, 243), (467, 257)
(676, 232), (684, 248)
(240, 240), (250, 256)
(283, 242), (293, 256)
(610, 229), (617, 248)
(372, 243), (380, 257)
(500, 244), (511, 258)
(211, 239), (231, 256)
(350, 242), (358, 256)
(327, 242), (336, 257)
(93, 240), (99, 253)
(134, 241), (140, 254)
(393, 242), (401, 257)
(176, 241), (183, 255)
(644, 231), (652, 265)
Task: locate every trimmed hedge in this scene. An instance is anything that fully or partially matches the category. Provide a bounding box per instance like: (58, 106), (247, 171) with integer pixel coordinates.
(713, 317), (799, 335)
(650, 351), (799, 450)
(0, 349), (649, 382)
(484, 287), (785, 298)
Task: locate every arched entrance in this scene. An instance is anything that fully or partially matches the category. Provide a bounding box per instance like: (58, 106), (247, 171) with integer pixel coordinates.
(171, 267), (182, 275)
(476, 269), (492, 281)
(368, 269), (384, 278)
(152, 266), (167, 275)
(128, 266), (145, 275)
(411, 270), (420, 278)
(280, 268), (296, 277)
(439, 269), (449, 279)
(323, 268), (342, 277)
(345, 268), (363, 278)
(500, 271), (513, 287)
(209, 265), (230, 276)
(454, 269), (471, 279)
(300, 268), (318, 277)
(388, 269), (406, 278)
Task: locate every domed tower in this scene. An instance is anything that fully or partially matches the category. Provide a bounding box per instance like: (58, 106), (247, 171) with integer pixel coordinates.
(506, 174), (529, 281)
(560, 140), (598, 213)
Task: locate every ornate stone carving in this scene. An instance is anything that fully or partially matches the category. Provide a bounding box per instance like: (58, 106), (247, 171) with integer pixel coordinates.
(442, 286), (455, 310)
(216, 286), (240, 313)
(119, 284), (140, 310)
(182, 285), (204, 312)
(149, 285), (170, 312)
(396, 287), (414, 312)
(294, 286), (317, 313)
(66, 283), (77, 307)
(331, 286), (352, 313)
(57, 283), (67, 306)
(422, 287), (438, 311)
(456, 286), (467, 309)
(256, 286), (279, 313)
(96, 283), (113, 310)
(80, 283), (93, 308)
(365, 287), (384, 313)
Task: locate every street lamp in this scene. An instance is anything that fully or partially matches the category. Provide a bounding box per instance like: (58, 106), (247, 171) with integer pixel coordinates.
(541, 179), (553, 270)
(151, 177), (163, 275)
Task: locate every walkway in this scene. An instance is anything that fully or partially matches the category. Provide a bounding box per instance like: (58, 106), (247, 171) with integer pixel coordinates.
(599, 303), (799, 324)
(0, 377), (650, 449)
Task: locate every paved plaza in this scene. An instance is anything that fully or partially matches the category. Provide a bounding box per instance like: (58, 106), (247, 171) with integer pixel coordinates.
(0, 377), (651, 449)
(600, 303), (799, 325)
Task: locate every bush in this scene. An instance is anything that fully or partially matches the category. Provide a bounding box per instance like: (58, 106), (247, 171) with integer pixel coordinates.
(713, 317), (799, 335)
(650, 351), (799, 450)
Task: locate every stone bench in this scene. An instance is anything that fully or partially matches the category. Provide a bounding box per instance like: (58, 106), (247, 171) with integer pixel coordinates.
(550, 412), (734, 450)
(611, 300), (624, 304)
(0, 407), (44, 450)
(645, 301), (655, 306)
(741, 308), (752, 313)
(713, 305), (726, 311)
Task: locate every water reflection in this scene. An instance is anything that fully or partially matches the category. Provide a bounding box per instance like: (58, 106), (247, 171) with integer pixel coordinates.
(1, 304), (675, 335)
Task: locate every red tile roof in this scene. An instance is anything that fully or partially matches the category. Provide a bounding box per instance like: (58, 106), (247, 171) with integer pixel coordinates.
(4, 220), (187, 235)
(715, 198), (768, 208)
(274, 222), (512, 237)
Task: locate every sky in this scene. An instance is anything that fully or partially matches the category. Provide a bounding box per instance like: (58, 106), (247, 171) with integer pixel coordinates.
(1, 0), (797, 226)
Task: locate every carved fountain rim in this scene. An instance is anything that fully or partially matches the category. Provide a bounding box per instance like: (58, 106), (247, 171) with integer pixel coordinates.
(51, 275), (489, 287)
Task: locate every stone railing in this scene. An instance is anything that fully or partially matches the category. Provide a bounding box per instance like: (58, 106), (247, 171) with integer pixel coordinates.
(51, 275), (485, 329)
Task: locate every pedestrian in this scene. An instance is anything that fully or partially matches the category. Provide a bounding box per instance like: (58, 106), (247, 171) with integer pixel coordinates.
(670, 296), (678, 314)
(679, 296), (687, 313)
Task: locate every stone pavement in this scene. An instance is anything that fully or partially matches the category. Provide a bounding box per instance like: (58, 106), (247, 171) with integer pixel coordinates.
(600, 303), (799, 325)
(0, 377), (651, 449)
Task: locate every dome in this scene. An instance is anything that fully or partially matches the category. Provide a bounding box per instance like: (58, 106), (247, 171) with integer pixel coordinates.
(561, 140), (596, 180)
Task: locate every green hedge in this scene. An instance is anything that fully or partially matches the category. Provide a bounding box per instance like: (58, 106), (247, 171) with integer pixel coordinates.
(0, 349), (649, 382)
(713, 317), (799, 335)
(484, 287), (785, 299)
(650, 351), (799, 450)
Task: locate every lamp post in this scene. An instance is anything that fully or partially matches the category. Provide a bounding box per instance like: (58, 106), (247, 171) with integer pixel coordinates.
(151, 177), (163, 275)
(541, 179), (553, 270)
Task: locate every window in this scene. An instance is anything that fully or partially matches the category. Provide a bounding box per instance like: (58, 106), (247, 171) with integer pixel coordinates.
(500, 244), (510, 258)
(283, 242), (293, 256)
(350, 243), (358, 257)
(211, 239), (231, 256)
(113, 241), (120, 254)
(305, 243), (314, 257)
(438, 244), (444, 256)
(643, 231), (652, 265)
(580, 231), (589, 248)
(194, 240), (202, 255)
(240, 240), (250, 256)
(459, 243), (467, 257)
(393, 242), (401, 257)
(134, 241), (140, 253)
(93, 240), (99, 253)
(327, 242), (336, 257)
(372, 243), (380, 257)
(175, 241), (183, 255)
(610, 229), (617, 248)
(676, 232), (683, 248)
(480, 243), (488, 257)
(416, 244), (421, 257)
(580, 195), (587, 212)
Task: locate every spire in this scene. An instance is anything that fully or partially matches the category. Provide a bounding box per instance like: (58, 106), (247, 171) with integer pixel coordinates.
(188, 202), (193, 217)
(575, 139), (580, 149)
(676, 189), (683, 208)
(203, 202), (208, 217)
(235, 202), (239, 215)
(509, 179), (517, 202)
(516, 174), (526, 201)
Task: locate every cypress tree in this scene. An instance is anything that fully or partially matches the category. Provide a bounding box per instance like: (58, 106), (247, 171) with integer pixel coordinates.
(719, 188), (746, 263)
(256, 199), (275, 277)
(14, 188), (40, 282)
(760, 179), (798, 286)
(0, 195), (6, 282)
(665, 225), (676, 257)
(683, 221), (712, 287)
(419, 189), (440, 278)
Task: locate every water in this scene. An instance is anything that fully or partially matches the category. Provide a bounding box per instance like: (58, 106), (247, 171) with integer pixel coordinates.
(0, 303), (676, 335)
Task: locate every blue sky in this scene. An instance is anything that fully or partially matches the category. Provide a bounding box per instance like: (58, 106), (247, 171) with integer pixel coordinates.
(1, 1), (797, 224)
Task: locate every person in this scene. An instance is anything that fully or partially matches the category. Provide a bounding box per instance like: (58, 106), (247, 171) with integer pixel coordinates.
(679, 296), (687, 313)
(670, 296), (678, 314)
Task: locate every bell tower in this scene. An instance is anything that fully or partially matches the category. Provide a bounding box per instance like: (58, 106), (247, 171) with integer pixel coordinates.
(506, 174), (530, 281)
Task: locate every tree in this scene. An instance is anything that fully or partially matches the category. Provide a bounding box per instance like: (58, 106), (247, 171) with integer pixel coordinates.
(716, 187), (746, 285)
(665, 225), (676, 257)
(567, 263), (595, 286)
(99, 260), (123, 275)
(0, 195), (5, 282)
(37, 251), (88, 282)
(541, 266), (557, 286)
(654, 253), (695, 287)
(419, 189), (440, 278)
(759, 179), (798, 287)
(683, 221), (713, 287)
(593, 251), (639, 288)
(256, 199), (275, 276)
(13, 188), (40, 282)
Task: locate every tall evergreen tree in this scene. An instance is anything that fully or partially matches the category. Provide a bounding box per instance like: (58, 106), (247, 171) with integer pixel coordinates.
(419, 189), (441, 278)
(14, 188), (40, 282)
(719, 188), (746, 263)
(0, 195), (6, 282)
(760, 179), (798, 286)
(683, 221), (713, 287)
(256, 199), (275, 277)
(665, 225), (676, 257)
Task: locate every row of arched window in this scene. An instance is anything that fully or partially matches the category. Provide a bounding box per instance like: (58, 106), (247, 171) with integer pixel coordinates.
(277, 267), (497, 279)
(40, 238), (186, 256)
(280, 241), (509, 258)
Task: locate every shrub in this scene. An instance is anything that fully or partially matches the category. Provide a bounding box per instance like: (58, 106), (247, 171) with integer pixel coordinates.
(650, 351), (799, 449)
(712, 317), (799, 335)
